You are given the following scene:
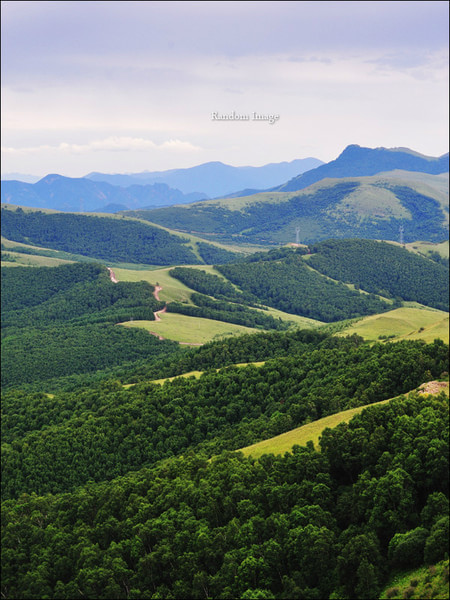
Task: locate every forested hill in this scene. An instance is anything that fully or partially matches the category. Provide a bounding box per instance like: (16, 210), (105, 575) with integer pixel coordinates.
(307, 239), (450, 312)
(2, 331), (449, 598)
(0, 206), (241, 265)
(1, 263), (180, 388)
(274, 144), (449, 192)
(127, 174), (449, 245)
(214, 242), (449, 317)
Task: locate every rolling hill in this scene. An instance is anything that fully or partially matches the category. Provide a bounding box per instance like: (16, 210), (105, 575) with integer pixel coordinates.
(124, 171), (449, 245)
(0, 205), (243, 266)
(2, 219), (449, 600)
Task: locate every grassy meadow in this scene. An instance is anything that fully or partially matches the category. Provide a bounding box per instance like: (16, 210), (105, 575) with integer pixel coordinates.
(120, 312), (261, 345)
(239, 381), (449, 460)
(1, 251), (74, 268)
(337, 306), (449, 344)
(379, 559), (450, 600)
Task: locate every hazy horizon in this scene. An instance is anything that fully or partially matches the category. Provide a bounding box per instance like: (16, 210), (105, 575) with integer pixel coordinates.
(2, 1), (448, 178)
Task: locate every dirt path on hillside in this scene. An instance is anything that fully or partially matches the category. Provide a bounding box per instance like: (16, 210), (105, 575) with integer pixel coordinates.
(417, 381), (449, 395)
(108, 268), (118, 283)
(148, 285), (203, 346)
(154, 305), (167, 322)
(153, 285), (162, 301)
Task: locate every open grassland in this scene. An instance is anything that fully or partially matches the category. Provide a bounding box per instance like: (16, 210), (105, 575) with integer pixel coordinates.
(1, 251), (74, 267)
(120, 312), (261, 345)
(113, 265), (324, 328)
(379, 559), (449, 600)
(407, 239), (449, 259)
(114, 265), (243, 304)
(239, 400), (392, 459)
(113, 266), (194, 303)
(123, 361), (267, 388)
(184, 191), (299, 211)
(328, 182), (408, 220)
(239, 382), (449, 460)
(123, 370), (205, 388)
(336, 306), (449, 344)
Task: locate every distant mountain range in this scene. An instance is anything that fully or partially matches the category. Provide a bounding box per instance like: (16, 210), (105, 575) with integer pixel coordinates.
(1, 175), (207, 213)
(1, 158), (323, 213)
(85, 158), (324, 198)
(1, 146), (448, 218)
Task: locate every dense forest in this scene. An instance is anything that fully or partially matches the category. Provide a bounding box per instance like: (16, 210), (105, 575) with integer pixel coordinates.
(2, 335), (447, 499)
(169, 267), (257, 304)
(216, 252), (394, 322)
(167, 267), (290, 330)
(0, 207), (240, 265)
(307, 239), (449, 311)
(2, 229), (449, 598)
(2, 390), (448, 599)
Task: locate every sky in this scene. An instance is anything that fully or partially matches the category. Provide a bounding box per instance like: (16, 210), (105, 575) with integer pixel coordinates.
(1, 0), (449, 178)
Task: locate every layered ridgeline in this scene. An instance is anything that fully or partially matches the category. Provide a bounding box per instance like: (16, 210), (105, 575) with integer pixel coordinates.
(0, 205), (241, 266)
(273, 144), (449, 191)
(85, 158), (324, 198)
(2, 237), (448, 387)
(125, 171), (449, 245)
(2, 327), (449, 599)
(0, 174), (208, 213)
(1, 158), (323, 212)
(1, 263), (180, 388)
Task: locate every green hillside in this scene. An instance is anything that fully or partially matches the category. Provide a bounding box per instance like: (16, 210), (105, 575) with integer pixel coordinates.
(0, 205), (242, 266)
(2, 221), (449, 599)
(307, 239), (449, 311)
(1, 263), (180, 388)
(239, 381), (449, 460)
(2, 359), (448, 599)
(123, 172), (449, 245)
(336, 307), (449, 344)
(380, 559), (449, 599)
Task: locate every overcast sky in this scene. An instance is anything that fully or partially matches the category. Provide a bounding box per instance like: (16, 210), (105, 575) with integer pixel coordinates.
(1, 1), (448, 177)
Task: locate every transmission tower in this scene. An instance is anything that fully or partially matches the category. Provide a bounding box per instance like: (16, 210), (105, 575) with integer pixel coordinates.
(295, 227), (300, 244)
(399, 224), (404, 246)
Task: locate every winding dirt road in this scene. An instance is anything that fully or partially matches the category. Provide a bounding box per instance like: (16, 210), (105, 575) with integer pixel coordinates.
(108, 268), (118, 283)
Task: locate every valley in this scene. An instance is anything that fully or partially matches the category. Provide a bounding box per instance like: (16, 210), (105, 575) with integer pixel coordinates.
(1, 145), (449, 600)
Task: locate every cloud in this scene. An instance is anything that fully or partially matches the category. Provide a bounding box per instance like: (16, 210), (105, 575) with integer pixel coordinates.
(1, 1), (447, 176)
(1, 136), (202, 155)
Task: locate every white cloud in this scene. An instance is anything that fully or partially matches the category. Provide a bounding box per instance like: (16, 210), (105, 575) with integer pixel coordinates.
(1, 137), (201, 155)
(1, 1), (447, 175)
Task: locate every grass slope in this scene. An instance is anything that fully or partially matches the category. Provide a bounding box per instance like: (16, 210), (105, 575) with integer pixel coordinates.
(112, 265), (324, 328)
(239, 381), (449, 460)
(1, 251), (73, 267)
(337, 306), (449, 344)
(121, 313), (262, 345)
(379, 559), (449, 600)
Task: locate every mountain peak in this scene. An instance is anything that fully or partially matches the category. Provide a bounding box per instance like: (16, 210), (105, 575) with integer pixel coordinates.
(275, 144), (449, 192)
